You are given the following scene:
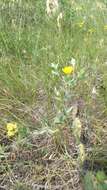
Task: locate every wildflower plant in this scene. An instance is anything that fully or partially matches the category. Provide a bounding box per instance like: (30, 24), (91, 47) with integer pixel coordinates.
(51, 57), (85, 125)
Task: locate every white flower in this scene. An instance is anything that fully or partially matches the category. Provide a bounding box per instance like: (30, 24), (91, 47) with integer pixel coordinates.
(69, 58), (76, 67)
(50, 63), (58, 70)
(54, 87), (60, 96)
(92, 86), (97, 95)
(46, 0), (59, 17)
(92, 86), (98, 98)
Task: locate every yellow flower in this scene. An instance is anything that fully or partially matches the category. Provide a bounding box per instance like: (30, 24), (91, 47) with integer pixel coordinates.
(6, 123), (18, 137)
(104, 25), (107, 30)
(78, 21), (85, 28)
(62, 66), (74, 75)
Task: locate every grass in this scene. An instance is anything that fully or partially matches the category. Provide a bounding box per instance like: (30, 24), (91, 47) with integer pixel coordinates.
(0, 0), (107, 189)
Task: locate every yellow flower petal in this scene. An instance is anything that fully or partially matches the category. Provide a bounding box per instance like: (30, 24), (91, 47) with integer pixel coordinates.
(62, 66), (74, 75)
(7, 130), (15, 137)
(6, 123), (17, 130)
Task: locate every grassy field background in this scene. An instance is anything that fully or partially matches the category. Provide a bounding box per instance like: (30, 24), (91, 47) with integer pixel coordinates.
(0, 0), (107, 189)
